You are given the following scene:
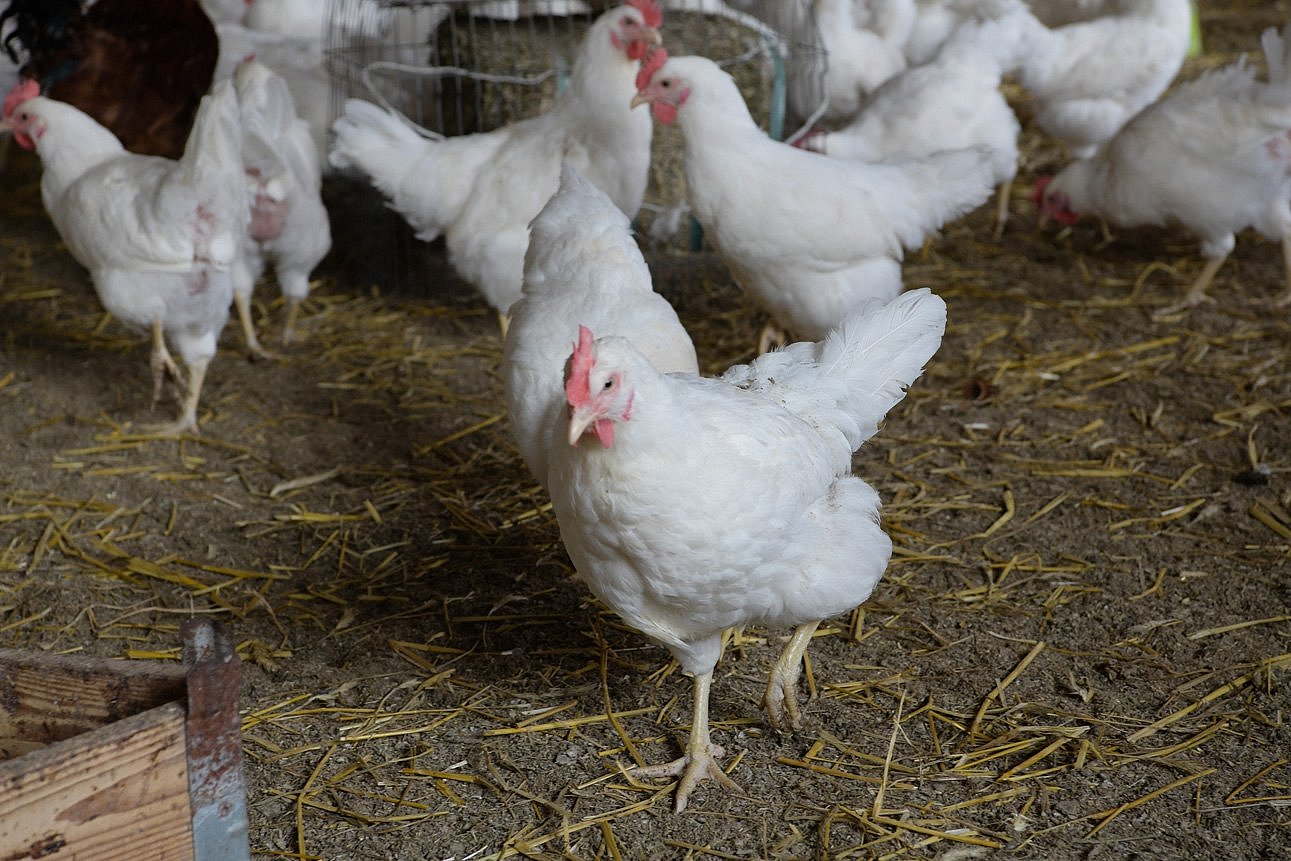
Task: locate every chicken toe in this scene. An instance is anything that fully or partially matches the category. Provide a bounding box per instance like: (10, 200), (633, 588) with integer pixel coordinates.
(1154, 254), (1226, 318)
(145, 357), (209, 437)
(629, 670), (741, 813)
(762, 621), (819, 732)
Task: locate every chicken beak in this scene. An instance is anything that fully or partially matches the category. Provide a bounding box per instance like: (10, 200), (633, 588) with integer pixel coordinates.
(1037, 211), (1051, 230)
(645, 27), (662, 46)
(0, 119), (11, 134)
(568, 406), (596, 446)
(630, 92), (651, 110)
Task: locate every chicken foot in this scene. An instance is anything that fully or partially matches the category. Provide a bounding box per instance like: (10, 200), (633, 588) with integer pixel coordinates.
(629, 670), (741, 813)
(1154, 253), (1225, 317)
(762, 620), (819, 731)
(149, 319), (184, 406)
(233, 291), (276, 360)
(146, 356), (209, 437)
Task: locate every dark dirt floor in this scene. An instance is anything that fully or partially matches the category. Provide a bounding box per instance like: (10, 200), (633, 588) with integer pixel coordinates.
(2, 4), (1290, 860)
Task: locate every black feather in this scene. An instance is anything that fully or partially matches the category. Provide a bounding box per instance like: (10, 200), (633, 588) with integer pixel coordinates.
(0, 0), (83, 67)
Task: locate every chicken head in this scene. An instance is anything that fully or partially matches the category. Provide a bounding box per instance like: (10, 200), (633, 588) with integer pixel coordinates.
(1032, 175), (1079, 228)
(630, 47), (687, 124)
(612, 0), (663, 61)
(3, 79), (42, 150)
(564, 325), (634, 448)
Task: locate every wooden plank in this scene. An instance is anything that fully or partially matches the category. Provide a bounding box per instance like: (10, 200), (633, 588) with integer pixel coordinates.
(181, 618), (251, 861)
(0, 702), (195, 861)
(0, 649), (187, 744)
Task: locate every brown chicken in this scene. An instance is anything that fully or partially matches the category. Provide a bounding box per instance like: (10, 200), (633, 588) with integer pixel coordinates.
(0, 0), (219, 159)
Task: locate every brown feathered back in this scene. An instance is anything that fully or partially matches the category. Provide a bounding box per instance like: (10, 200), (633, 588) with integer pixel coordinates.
(3, 0), (218, 158)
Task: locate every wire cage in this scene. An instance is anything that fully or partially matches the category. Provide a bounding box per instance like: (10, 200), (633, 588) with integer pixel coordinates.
(323, 0), (827, 294)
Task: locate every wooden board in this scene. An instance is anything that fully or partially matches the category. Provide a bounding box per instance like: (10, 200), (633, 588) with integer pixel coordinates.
(0, 702), (195, 861)
(0, 648), (188, 747)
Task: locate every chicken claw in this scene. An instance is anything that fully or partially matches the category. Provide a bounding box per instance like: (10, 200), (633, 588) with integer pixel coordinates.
(762, 621), (819, 732)
(629, 742), (741, 814)
(142, 356), (208, 436)
(629, 670), (742, 813)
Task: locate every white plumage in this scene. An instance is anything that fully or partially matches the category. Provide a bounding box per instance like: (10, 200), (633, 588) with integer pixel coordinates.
(329, 2), (660, 321)
(1017, 0), (1191, 158)
(1035, 23), (1291, 313)
(811, 0), (912, 125)
(504, 163), (698, 489)
(808, 1), (1032, 234)
(633, 51), (992, 348)
(231, 58), (332, 355)
(6, 79), (247, 434)
(548, 287), (947, 812)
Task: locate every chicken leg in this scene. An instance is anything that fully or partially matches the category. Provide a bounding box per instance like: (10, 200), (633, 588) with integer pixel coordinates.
(763, 620), (819, 731)
(629, 670), (741, 813)
(148, 356), (209, 436)
(1154, 253), (1226, 317)
(992, 177), (1013, 239)
(282, 297), (303, 345)
(233, 291), (275, 360)
(149, 319), (184, 406)
(1275, 233), (1291, 307)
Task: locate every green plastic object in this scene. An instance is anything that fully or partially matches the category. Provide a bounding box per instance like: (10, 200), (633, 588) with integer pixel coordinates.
(1188, 1), (1202, 58)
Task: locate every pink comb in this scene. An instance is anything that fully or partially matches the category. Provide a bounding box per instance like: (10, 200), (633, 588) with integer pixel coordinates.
(636, 46), (668, 92)
(564, 325), (597, 408)
(3, 78), (40, 120)
(626, 0), (662, 29)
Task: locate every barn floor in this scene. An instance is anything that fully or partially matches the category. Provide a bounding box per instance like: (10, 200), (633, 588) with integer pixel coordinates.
(2, 5), (1290, 860)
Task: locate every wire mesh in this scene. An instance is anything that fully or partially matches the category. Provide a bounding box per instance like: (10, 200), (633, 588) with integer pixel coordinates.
(323, 0), (825, 293)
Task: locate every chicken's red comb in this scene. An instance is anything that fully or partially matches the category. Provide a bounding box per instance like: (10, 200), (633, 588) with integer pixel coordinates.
(3, 78), (40, 120)
(636, 46), (668, 92)
(565, 325), (597, 408)
(626, 0), (662, 29)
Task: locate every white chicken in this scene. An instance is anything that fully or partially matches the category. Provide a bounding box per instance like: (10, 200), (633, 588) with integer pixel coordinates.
(503, 163), (697, 489)
(231, 58), (331, 355)
(1033, 24), (1291, 314)
(1016, 0), (1191, 158)
(901, 0), (996, 65)
(548, 288), (946, 812)
(215, 22), (330, 167)
(3, 78), (246, 434)
(806, 2), (1032, 235)
(631, 48), (992, 351)
(329, 1), (662, 325)
(809, 0), (913, 125)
